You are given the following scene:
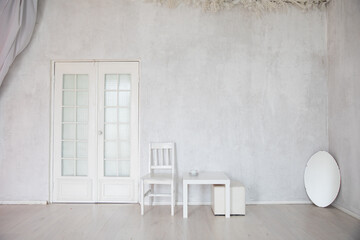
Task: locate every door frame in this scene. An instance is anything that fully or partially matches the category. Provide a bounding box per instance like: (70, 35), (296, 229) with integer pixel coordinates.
(49, 59), (141, 203)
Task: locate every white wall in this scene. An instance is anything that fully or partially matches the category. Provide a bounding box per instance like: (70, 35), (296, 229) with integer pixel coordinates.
(327, 0), (360, 217)
(0, 0), (328, 203)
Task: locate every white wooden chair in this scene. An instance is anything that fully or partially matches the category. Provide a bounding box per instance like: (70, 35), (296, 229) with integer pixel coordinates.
(140, 142), (176, 216)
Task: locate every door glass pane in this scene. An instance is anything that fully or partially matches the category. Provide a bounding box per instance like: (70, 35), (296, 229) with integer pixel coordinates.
(104, 141), (117, 159)
(62, 159), (74, 176)
(77, 108), (88, 122)
(119, 74), (131, 90)
(105, 92), (117, 106)
(105, 124), (117, 140)
(105, 108), (117, 122)
(76, 142), (88, 158)
(118, 124), (129, 140)
(119, 161), (130, 177)
(118, 108), (129, 123)
(63, 91), (75, 106)
(77, 92), (88, 106)
(77, 74), (88, 89)
(76, 160), (87, 176)
(105, 74), (118, 90)
(119, 141), (130, 158)
(63, 74), (75, 89)
(77, 124), (88, 140)
(62, 124), (76, 139)
(62, 141), (75, 158)
(62, 108), (75, 122)
(118, 92), (130, 107)
(104, 161), (118, 176)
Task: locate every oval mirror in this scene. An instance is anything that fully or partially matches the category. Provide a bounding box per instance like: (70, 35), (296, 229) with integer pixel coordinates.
(304, 151), (340, 207)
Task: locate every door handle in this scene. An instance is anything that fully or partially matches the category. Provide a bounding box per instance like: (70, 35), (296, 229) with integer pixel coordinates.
(98, 130), (103, 135)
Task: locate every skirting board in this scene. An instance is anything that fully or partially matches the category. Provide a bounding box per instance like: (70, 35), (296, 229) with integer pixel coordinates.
(0, 201), (311, 206)
(0, 201), (48, 205)
(332, 203), (360, 220)
(246, 201), (312, 205)
(146, 201), (312, 206)
(146, 202), (211, 206)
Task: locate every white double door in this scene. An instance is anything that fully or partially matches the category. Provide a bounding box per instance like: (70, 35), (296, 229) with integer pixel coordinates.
(52, 61), (139, 203)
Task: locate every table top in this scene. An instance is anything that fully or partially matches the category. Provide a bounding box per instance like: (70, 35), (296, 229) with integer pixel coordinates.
(183, 172), (230, 182)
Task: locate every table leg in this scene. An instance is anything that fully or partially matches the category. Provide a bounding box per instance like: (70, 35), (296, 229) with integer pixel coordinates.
(183, 182), (188, 218)
(225, 181), (230, 218)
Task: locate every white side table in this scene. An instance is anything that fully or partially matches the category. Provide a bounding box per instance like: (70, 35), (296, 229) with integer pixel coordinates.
(183, 172), (231, 218)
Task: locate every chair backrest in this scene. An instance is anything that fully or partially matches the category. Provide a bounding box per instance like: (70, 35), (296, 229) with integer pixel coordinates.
(149, 142), (175, 176)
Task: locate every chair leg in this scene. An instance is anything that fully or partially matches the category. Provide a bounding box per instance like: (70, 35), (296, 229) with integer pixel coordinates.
(171, 183), (174, 216)
(150, 184), (154, 206)
(141, 179), (144, 215)
(173, 182), (176, 214)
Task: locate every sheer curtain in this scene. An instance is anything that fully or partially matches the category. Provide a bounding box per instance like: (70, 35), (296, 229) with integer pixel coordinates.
(0, 0), (38, 87)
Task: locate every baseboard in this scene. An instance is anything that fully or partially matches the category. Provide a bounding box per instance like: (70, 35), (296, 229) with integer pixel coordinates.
(247, 201), (312, 205)
(332, 203), (360, 220)
(145, 200), (311, 206)
(145, 201), (211, 206)
(0, 201), (48, 205)
(0, 200), (312, 206)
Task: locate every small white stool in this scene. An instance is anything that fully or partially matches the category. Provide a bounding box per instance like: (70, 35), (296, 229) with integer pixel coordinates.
(211, 181), (245, 216)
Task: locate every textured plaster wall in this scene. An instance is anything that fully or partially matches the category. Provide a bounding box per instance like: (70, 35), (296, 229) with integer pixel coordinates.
(0, 0), (328, 202)
(327, 0), (360, 217)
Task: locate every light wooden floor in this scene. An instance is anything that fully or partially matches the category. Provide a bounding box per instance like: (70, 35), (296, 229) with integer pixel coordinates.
(0, 204), (359, 240)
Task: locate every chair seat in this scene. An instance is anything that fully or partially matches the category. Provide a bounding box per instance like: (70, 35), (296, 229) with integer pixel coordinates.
(141, 173), (173, 184)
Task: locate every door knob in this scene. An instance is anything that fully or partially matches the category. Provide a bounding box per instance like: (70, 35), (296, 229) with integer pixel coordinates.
(98, 130), (103, 135)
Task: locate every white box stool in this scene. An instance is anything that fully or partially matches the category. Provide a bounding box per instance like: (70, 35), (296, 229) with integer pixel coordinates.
(211, 181), (245, 215)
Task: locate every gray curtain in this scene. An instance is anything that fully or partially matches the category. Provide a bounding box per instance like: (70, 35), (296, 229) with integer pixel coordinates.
(0, 0), (38, 87)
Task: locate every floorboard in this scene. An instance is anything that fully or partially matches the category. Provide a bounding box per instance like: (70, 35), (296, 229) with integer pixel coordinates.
(0, 204), (359, 240)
